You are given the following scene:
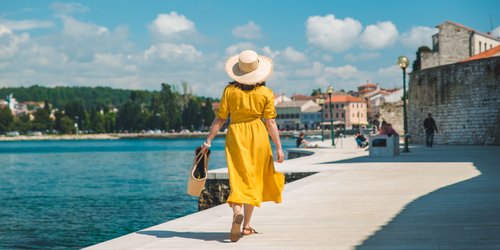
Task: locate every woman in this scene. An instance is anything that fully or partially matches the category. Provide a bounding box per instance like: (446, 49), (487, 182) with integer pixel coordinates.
(201, 50), (285, 242)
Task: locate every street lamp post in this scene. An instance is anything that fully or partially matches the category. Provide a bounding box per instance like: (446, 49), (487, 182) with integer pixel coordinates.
(397, 55), (410, 153)
(327, 86), (335, 147)
(319, 96), (325, 141)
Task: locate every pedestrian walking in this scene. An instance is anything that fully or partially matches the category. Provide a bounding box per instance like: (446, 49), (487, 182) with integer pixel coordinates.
(423, 113), (438, 147)
(201, 50), (285, 242)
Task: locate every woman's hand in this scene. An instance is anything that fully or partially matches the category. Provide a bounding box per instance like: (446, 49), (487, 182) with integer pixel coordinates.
(276, 149), (285, 163)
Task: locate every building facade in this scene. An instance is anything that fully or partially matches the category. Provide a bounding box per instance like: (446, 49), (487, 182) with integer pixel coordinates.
(276, 100), (321, 130)
(324, 95), (368, 130)
(421, 21), (500, 69)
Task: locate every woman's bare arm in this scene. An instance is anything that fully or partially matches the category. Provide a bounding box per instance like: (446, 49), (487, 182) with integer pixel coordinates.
(264, 118), (285, 163)
(201, 117), (227, 150)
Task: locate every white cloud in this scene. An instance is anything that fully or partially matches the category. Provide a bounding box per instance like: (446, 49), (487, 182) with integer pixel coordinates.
(0, 19), (54, 30)
(306, 14), (362, 52)
(491, 26), (500, 39)
(280, 47), (307, 63)
(324, 65), (360, 79)
(344, 52), (380, 62)
(148, 12), (195, 40)
(374, 65), (405, 87)
(0, 25), (30, 59)
(360, 21), (399, 50)
(232, 21), (262, 39)
(61, 15), (109, 38)
(400, 26), (437, 49)
(224, 42), (256, 56)
(93, 53), (137, 72)
(51, 2), (90, 15)
(144, 43), (202, 62)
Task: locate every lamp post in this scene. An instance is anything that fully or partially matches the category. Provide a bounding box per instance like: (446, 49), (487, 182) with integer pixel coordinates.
(319, 96), (325, 141)
(397, 55), (410, 153)
(327, 85), (335, 146)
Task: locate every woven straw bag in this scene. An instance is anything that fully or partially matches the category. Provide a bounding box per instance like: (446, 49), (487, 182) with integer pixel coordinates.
(187, 147), (210, 196)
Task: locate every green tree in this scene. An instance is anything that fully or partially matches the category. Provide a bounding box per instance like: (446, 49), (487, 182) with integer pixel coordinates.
(60, 116), (76, 134)
(104, 112), (117, 133)
(12, 113), (31, 133)
(201, 98), (215, 130)
(182, 98), (202, 130)
(64, 100), (86, 128)
(0, 107), (14, 133)
(91, 109), (106, 133)
(32, 107), (54, 132)
(311, 88), (322, 96)
(160, 83), (181, 130)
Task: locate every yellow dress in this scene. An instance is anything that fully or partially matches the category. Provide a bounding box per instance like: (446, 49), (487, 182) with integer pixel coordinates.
(216, 84), (285, 207)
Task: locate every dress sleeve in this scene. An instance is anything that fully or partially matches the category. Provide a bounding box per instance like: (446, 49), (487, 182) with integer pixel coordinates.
(263, 90), (277, 119)
(216, 86), (229, 119)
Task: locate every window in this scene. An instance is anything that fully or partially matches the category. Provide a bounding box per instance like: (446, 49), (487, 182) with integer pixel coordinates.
(342, 113), (345, 118)
(284, 114), (289, 119)
(491, 44), (493, 49)
(352, 113), (354, 118)
(341, 104), (344, 108)
(485, 43), (487, 51)
(336, 112), (339, 118)
(479, 41), (482, 53)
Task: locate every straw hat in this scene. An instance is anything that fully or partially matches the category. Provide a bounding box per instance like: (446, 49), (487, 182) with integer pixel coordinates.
(225, 50), (273, 85)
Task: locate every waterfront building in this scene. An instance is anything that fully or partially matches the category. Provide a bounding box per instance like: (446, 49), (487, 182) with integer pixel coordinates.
(324, 95), (368, 130)
(274, 93), (292, 106)
(420, 21), (500, 70)
(276, 100), (321, 130)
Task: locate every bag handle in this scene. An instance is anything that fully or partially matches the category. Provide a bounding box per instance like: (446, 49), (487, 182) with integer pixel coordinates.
(194, 149), (208, 170)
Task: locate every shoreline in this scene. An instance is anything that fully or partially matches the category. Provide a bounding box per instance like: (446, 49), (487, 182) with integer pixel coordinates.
(0, 130), (326, 141)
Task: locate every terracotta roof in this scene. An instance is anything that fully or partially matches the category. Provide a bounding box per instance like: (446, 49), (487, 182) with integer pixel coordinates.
(359, 83), (377, 88)
(462, 45), (500, 62)
(292, 94), (315, 101)
(326, 95), (365, 103)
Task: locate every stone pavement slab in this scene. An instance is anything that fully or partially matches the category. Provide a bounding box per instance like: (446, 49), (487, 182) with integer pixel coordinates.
(85, 140), (500, 249)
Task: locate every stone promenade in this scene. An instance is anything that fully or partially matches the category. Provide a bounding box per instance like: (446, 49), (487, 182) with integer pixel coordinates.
(85, 138), (500, 249)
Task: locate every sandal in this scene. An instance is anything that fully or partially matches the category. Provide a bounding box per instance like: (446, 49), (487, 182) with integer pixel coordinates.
(230, 212), (243, 242)
(242, 227), (258, 236)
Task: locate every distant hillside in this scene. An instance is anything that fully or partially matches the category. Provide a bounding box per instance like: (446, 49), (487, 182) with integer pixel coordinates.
(0, 85), (156, 109)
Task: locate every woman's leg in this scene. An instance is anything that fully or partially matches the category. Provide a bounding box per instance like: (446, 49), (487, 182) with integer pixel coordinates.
(230, 203), (243, 242)
(242, 204), (254, 228)
(232, 203), (242, 215)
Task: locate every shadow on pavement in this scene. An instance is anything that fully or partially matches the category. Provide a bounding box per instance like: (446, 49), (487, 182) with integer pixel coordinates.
(324, 145), (500, 249)
(137, 230), (229, 243)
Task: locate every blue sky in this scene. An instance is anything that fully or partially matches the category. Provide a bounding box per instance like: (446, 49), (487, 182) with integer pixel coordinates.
(1, 0), (499, 97)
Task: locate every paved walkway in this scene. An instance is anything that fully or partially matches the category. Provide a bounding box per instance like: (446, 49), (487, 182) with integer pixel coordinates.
(85, 138), (500, 249)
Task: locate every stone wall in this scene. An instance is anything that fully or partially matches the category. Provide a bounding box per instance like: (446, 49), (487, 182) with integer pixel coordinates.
(408, 57), (500, 145)
(198, 172), (316, 211)
(379, 101), (404, 135)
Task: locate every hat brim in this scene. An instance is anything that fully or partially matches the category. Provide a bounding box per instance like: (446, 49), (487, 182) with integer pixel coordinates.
(225, 55), (273, 85)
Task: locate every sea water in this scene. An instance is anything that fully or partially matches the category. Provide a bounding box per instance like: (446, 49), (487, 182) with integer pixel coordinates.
(0, 137), (295, 249)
